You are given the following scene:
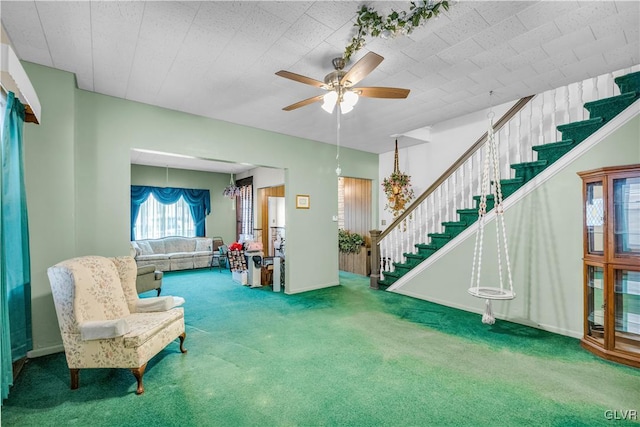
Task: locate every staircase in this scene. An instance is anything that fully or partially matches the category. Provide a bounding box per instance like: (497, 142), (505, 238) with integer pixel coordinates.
(375, 68), (640, 289)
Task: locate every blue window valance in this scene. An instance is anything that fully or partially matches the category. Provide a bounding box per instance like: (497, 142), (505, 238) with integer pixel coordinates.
(131, 185), (211, 240)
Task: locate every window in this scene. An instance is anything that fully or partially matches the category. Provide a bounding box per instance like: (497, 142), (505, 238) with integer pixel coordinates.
(236, 177), (254, 241)
(134, 193), (196, 240)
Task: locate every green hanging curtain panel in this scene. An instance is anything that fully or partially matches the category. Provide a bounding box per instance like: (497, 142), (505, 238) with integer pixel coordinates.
(1, 91), (33, 402)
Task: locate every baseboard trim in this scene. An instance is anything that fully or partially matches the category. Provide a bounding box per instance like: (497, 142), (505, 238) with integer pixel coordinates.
(394, 288), (581, 338)
(286, 281), (339, 294)
(27, 344), (64, 358)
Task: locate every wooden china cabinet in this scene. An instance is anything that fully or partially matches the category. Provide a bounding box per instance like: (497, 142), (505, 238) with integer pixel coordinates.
(578, 164), (640, 368)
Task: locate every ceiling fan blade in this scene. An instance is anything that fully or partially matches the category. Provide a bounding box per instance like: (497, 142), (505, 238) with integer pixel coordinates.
(275, 70), (326, 88)
(282, 94), (326, 111)
(340, 52), (384, 87)
(355, 87), (410, 99)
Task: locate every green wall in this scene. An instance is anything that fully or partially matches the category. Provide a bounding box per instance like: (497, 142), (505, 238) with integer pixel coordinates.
(130, 165), (236, 244)
(23, 62), (378, 356)
(394, 116), (640, 337)
(23, 65), (77, 355)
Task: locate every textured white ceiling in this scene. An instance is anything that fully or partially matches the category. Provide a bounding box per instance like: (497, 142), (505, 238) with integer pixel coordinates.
(2, 0), (639, 165)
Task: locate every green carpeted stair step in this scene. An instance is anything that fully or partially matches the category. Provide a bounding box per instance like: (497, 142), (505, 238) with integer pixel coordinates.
(472, 194), (495, 211)
(377, 71), (640, 290)
(415, 243), (438, 257)
(557, 117), (604, 144)
(427, 233), (452, 249)
(383, 269), (402, 279)
(531, 139), (575, 164)
(497, 177), (525, 198)
(442, 221), (468, 237)
(377, 276), (395, 286)
(404, 252), (427, 266)
(584, 91), (638, 123)
(614, 71), (640, 94)
(510, 160), (548, 183)
(392, 262), (412, 276)
(381, 269), (402, 284)
(376, 70), (640, 291)
(457, 208), (479, 226)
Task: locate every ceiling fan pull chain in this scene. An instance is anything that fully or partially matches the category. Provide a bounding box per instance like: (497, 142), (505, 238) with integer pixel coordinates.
(336, 102), (342, 176)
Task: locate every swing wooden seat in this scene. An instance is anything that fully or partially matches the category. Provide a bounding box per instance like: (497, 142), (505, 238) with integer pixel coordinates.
(468, 106), (516, 324)
(468, 287), (515, 300)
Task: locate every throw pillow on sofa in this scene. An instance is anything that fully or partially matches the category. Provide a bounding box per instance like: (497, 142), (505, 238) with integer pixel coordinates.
(195, 239), (211, 252)
(130, 242), (141, 256)
(137, 241), (153, 255)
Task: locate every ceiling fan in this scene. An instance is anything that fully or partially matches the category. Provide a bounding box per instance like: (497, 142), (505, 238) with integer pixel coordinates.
(275, 52), (410, 114)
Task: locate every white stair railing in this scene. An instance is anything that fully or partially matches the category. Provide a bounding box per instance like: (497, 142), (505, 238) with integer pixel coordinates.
(375, 65), (639, 283)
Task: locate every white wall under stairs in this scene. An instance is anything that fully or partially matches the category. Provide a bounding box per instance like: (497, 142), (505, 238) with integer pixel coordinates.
(389, 111), (640, 338)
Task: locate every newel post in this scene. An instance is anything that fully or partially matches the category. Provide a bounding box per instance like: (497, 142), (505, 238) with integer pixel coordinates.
(369, 229), (381, 289)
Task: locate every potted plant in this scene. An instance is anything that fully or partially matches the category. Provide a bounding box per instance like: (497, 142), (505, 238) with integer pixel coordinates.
(382, 171), (414, 217)
(338, 229), (369, 275)
(338, 229), (365, 254)
(382, 140), (415, 219)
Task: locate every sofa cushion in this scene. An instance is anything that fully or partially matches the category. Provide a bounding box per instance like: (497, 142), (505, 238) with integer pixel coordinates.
(169, 252), (194, 260)
(195, 238), (212, 252)
(147, 239), (166, 254)
(123, 308), (183, 348)
(165, 238), (195, 253)
(192, 250), (212, 257)
(130, 242), (141, 256)
(137, 240), (153, 255)
(68, 256), (131, 324)
(137, 254), (169, 262)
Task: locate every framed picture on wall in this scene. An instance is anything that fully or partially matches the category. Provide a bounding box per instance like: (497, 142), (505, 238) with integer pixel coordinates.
(296, 194), (310, 209)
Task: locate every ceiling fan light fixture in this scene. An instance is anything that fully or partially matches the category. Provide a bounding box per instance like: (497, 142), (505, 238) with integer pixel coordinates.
(277, 52), (409, 113)
(340, 102), (354, 114)
(343, 90), (358, 107)
(322, 91), (338, 113)
(323, 91), (338, 104)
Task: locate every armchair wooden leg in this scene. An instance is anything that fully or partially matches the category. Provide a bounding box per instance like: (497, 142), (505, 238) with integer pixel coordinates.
(179, 332), (187, 353)
(70, 368), (80, 390)
(131, 363), (147, 395)
(156, 288), (161, 297)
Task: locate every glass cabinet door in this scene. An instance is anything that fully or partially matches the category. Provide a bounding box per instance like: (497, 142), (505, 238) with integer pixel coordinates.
(586, 181), (605, 255)
(614, 268), (640, 354)
(613, 177), (640, 256)
(586, 265), (605, 344)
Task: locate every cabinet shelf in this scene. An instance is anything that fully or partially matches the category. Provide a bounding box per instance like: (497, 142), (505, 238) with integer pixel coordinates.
(579, 164), (640, 368)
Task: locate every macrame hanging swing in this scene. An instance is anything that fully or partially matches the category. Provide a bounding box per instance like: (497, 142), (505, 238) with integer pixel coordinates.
(468, 102), (515, 325)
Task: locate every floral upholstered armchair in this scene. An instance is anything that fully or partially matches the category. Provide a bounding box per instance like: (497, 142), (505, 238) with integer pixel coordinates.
(47, 255), (187, 394)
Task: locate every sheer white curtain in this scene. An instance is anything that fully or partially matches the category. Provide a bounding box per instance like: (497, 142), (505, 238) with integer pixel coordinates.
(134, 193), (196, 240)
(239, 184), (253, 237)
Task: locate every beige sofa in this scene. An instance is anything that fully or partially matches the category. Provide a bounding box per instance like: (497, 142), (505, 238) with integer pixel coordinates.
(130, 237), (213, 272)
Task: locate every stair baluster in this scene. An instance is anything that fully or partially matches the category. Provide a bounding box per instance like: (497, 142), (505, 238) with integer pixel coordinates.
(375, 66), (640, 288)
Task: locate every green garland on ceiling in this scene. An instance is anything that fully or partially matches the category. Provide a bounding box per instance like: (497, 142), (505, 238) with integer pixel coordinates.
(343, 0), (451, 61)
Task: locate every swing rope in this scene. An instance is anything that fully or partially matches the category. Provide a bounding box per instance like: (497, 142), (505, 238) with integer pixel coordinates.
(468, 102), (515, 324)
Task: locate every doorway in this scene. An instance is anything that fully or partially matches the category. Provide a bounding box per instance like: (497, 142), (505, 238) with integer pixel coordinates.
(257, 185), (285, 256)
(338, 177), (372, 275)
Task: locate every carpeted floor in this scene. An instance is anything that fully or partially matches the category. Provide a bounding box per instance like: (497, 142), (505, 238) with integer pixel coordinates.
(2, 269), (639, 426)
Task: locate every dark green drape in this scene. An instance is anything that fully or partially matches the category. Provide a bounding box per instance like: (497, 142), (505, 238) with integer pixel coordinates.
(1, 92), (33, 402)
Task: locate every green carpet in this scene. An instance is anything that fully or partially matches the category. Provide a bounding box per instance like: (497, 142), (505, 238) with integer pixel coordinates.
(2, 270), (639, 426)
